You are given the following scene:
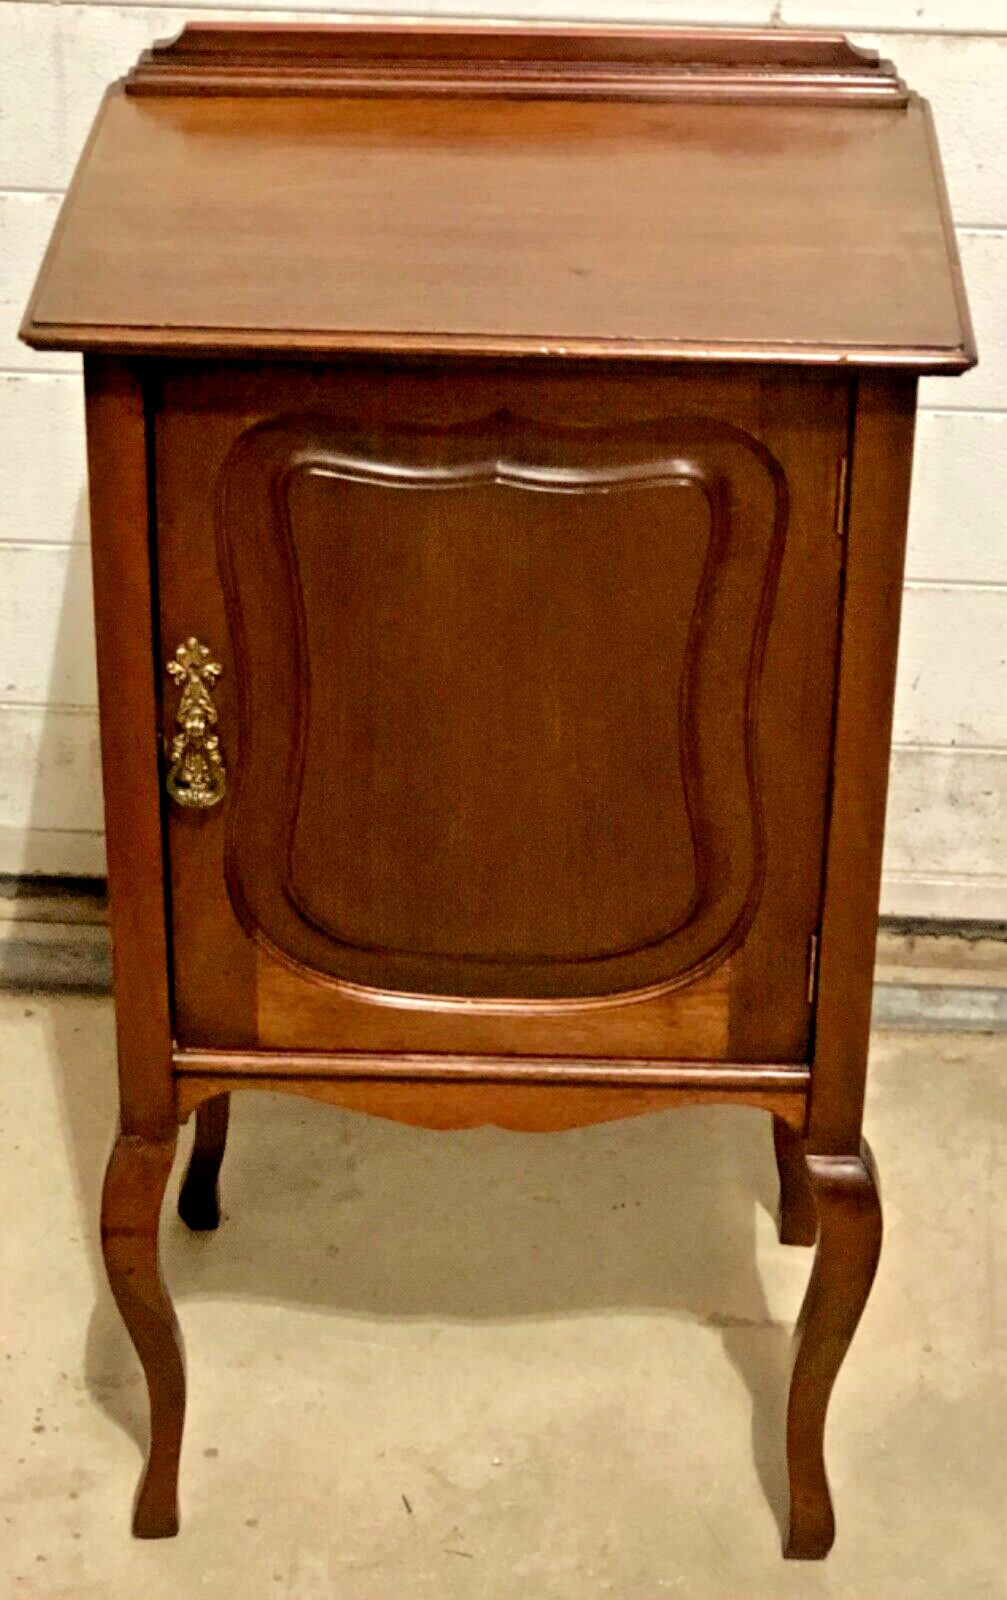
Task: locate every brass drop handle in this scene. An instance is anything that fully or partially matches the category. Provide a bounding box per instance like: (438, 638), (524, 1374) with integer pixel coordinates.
(165, 637), (227, 809)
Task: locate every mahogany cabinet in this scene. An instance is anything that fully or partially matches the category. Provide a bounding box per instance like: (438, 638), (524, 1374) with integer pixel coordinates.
(21, 22), (975, 1559)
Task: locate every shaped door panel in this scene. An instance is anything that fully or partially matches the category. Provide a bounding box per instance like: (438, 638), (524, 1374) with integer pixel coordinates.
(156, 366), (849, 1056)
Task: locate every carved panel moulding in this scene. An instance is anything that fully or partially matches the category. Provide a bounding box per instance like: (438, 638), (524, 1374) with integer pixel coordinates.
(216, 409), (788, 1005)
(126, 23), (908, 107)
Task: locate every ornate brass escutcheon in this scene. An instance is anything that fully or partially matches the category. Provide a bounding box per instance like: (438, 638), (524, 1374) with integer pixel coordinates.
(165, 637), (227, 808)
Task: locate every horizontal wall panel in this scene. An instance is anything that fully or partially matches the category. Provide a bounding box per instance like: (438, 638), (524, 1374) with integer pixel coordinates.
(8, 8), (1006, 210)
(0, 192), (77, 375)
(783, 2), (1007, 34)
(881, 871), (1007, 922)
(919, 231), (1007, 414)
(1, 3), (1004, 917)
(0, 374), (88, 546)
(885, 747), (1007, 881)
(893, 586), (1007, 749)
(7, 744), (1006, 917)
(882, 746), (1007, 921)
(0, 546), (97, 707)
(0, 705), (103, 833)
(850, 32), (1007, 225)
(0, 2), (776, 192)
(4, 54), (995, 404)
(0, 826), (105, 877)
(72, 0), (777, 9)
(3, 738), (1005, 917)
(907, 411), (1007, 585)
(1, 5), (185, 194)
(15, 392), (1006, 593)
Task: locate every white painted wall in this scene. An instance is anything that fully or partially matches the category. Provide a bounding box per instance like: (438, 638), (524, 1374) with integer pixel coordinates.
(1, 1), (1005, 918)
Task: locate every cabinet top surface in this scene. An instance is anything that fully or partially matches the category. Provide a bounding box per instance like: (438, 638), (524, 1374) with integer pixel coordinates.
(22, 24), (974, 370)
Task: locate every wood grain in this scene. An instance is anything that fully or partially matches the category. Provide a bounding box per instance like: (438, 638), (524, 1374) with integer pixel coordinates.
(27, 27), (975, 1558)
(254, 951), (731, 1059)
(174, 1046), (808, 1090)
(175, 1071), (809, 1132)
(155, 361), (844, 1059)
(23, 88), (972, 370)
(83, 357), (173, 1137)
(126, 22), (907, 107)
(786, 1140), (883, 1558)
(100, 1131), (185, 1538)
(218, 407), (784, 1001)
(808, 375), (918, 1153)
(727, 376), (850, 1060)
(773, 1117), (818, 1247)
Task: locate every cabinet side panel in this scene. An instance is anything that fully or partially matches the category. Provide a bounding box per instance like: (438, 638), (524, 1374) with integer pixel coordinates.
(83, 356), (174, 1134)
(809, 373), (917, 1153)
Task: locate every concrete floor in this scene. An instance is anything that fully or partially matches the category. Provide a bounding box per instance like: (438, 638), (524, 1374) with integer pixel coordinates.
(1, 994), (1003, 1599)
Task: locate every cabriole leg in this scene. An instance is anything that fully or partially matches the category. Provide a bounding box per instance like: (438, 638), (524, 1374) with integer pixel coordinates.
(100, 1130), (185, 1538)
(178, 1095), (230, 1232)
(785, 1138), (882, 1559)
(773, 1116), (817, 1246)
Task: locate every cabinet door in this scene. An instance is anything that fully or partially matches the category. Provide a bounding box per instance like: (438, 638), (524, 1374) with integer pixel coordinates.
(156, 364), (849, 1060)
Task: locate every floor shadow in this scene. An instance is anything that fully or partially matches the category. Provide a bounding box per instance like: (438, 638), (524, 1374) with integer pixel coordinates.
(40, 999), (804, 1541)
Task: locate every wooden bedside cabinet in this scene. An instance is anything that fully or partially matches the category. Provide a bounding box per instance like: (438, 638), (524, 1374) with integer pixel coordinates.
(21, 22), (975, 1558)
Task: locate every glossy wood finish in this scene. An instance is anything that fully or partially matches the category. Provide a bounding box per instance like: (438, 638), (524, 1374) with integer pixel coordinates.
(808, 374), (917, 1153)
(174, 1049), (811, 1092)
(83, 359), (173, 1138)
(100, 1131), (184, 1537)
(786, 1141), (883, 1558)
(253, 950), (732, 1059)
(24, 23), (976, 1562)
(156, 362), (846, 1058)
(225, 412), (783, 999)
(22, 88), (973, 371)
(175, 1074), (808, 1133)
(773, 1116), (818, 1247)
(128, 23), (907, 106)
(177, 1095), (229, 1231)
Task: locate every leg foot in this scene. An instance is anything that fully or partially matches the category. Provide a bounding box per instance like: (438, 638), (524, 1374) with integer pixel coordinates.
(773, 1117), (817, 1246)
(178, 1095), (230, 1232)
(100, 1130), (185, 1538)
(785, 1138), (882, 1559)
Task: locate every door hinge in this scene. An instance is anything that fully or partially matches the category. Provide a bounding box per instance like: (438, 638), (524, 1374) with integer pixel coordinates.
(834, 455), (849, 539)
(807, 932), (820, 1005)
